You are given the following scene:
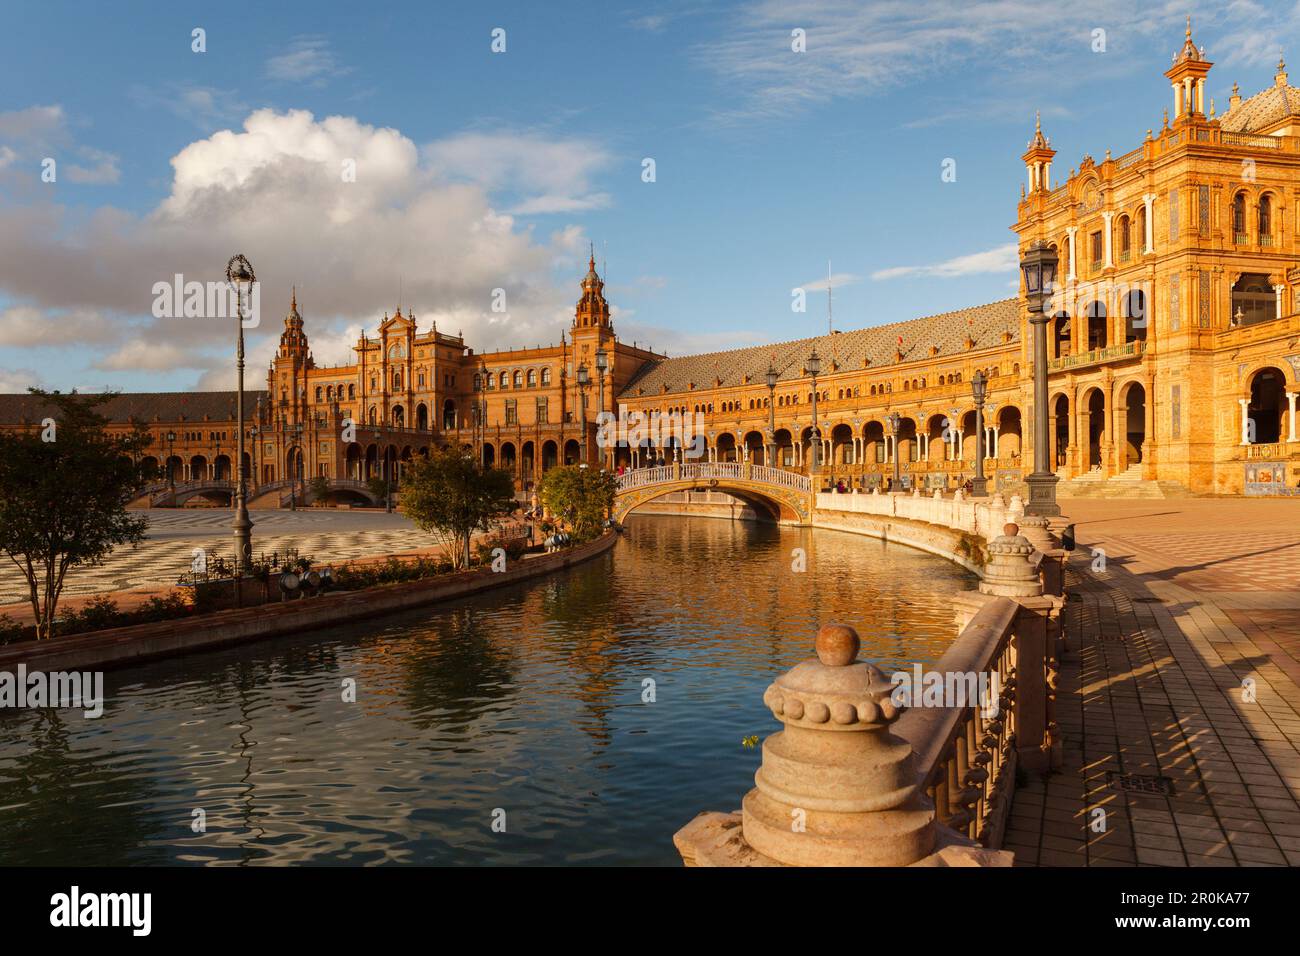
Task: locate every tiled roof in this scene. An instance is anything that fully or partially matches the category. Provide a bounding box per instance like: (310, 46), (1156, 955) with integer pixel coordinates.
(616, 299), (1019, 399)
(0, 391), (268, 426)
(1219, 83), (1300, 133)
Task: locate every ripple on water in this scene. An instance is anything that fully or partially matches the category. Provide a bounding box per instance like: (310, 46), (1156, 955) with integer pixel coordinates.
(0, 516), (974, 865)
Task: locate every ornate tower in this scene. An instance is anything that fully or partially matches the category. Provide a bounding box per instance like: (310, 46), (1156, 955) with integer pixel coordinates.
(1166, 16), (1212, 121)
(1022, 112), (1056, 194)
(269, 289), (313, 423)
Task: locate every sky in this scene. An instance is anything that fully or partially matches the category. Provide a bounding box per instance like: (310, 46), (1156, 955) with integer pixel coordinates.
(1, 0), (1297, 393)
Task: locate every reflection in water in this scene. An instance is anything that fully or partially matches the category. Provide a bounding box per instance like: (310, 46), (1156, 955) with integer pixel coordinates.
(0, 516), (974, 866)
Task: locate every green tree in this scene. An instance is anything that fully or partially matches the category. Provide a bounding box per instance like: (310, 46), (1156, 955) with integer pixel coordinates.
(308, 475), (330, 505)
(537, 465), (616, 541)
(400, 447), (517, 568)
(0, 390), (150, 639)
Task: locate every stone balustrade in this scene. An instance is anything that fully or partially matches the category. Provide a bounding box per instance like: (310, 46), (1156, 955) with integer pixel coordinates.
(674, 522), (1064, 867)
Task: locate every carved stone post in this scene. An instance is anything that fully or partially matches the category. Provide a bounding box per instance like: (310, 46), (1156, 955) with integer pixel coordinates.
(674, 624), (1012, 867)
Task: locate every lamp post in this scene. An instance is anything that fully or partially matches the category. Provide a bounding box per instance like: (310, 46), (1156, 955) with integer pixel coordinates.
(595, 348), (608, 470)
(765, 362), (779, 467)
(808, 350), (821, 480)
(886, 411), (902, 490)
(288, 420), (304, 511)
(225, 254), (255, 574)
(372, 428), (392, 513)
(970, 369), (989, 497)
(576, 362), (590, 465)
(166, 431), (176, 491)
(1020, 240), (1061, 517)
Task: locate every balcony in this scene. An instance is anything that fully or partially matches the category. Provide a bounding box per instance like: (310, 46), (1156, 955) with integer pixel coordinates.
(1048, 338), (1145, 373)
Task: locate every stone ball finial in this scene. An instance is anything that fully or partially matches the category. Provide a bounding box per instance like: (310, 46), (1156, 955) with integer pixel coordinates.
(1003, 522), (1019, 537)
(816, 623), (860, 666)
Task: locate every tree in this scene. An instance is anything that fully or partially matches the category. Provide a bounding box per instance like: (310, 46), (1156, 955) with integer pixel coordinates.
(0, 390), (150, 639)
(308, 475), (330, 505)
(537, 465), (617, 541)
(400, 447), (517, 568)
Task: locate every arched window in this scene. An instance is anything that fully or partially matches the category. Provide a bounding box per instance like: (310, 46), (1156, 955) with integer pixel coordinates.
(1259, 194), (1273, 244)
(1136, 206), (1146, 253)
(348, 384), (356, 399)
(513, 370), (523, 388)
(541, 367), (552, 385)
(499, 371), (508, 389)
(392, 371), (402, 391)
(527, 368), (537, 387)
(473, 373), (482, 391)
(1233, 192), (1247, 242)
(1118, 215), (1131, 260)
(315, 386), (322, 402)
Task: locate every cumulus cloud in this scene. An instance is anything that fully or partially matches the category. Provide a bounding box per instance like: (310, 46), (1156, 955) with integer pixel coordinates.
(0, 103), (120, 188)
(872, 243), (1018, 281)
(424, 132), (613, 214)
(0, 108), (604, 385)
(94, 340), (207, 372)
(0, 366), (43, 392)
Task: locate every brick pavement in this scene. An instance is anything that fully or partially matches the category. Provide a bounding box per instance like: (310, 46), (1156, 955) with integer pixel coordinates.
(1003, 498), (1300, 867)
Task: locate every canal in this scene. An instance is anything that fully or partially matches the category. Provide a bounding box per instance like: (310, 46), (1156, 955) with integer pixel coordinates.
(0, 515), (976, 866)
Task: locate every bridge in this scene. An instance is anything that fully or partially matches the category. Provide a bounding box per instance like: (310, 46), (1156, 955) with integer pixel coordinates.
(144, 477), (384, 508)
(613, 462), (813, 524)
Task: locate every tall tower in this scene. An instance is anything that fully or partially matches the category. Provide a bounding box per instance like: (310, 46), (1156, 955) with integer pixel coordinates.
(1022, 112), (1056, 193)
(570, 248), (614, 366)
(1166, 16), (1212, 121)
(269, 289), (313, 422)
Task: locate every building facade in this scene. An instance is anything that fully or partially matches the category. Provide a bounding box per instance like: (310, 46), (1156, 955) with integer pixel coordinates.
(1, 21), (1295, 499)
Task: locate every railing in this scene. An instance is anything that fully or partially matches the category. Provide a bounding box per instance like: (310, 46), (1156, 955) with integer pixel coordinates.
(814, 488), (1024, 541)
(614, 462), (812, 494)
(896, 597), (1030, 847)
(150, 479), (234, 504)
(1048, 338), (1145, 373)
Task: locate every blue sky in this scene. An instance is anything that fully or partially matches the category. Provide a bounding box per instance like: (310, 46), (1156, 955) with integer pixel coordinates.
(1, 1), (1297, 392)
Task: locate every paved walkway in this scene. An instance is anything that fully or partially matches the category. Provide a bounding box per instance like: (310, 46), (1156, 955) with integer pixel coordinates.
(0, 510), (437, 609)
(1003, 498), (1300, 867)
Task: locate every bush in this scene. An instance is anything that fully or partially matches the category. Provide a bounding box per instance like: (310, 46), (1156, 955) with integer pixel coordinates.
(59, 596), (124, 634)
(0, 614), (26, 645)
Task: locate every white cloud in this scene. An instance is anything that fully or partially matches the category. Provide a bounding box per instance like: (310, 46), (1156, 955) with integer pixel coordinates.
(872, 243), (1018, 281)
(65, 147), (120, 184)
(0, 306), (121, 346)
(0, 366), (42, 392)
(424, 132), (613, 215)
(266, 36), (349, 85)
(0, 109), (609, 389)
(798, 271), (860, 292)
(0, 104), (65, 143)
(94, 340), (206, 372)
(697, 2), (1282, 125)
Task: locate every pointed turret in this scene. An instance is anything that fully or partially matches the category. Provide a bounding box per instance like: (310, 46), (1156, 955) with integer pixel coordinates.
(1166, 16), (1212, 121)
(1022, 112), (1056, 193)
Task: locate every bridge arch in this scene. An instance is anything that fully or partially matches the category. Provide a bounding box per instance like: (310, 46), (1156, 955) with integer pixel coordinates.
(613, 463), (812, 525)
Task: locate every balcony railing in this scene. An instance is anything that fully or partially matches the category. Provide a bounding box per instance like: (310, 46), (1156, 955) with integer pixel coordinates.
(1048, 338), (1145, 373)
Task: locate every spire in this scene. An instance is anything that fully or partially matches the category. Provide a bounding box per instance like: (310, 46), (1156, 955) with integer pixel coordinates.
(1276, 53), (1288, 87)
(291, 284), (297, 312)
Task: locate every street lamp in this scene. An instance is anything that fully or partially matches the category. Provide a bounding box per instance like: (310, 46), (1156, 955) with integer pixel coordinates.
(1020, 240), (1061, 517)
(595, 348), (608, 470)
(808, 349), (821, 479)
(765, 362), (779, 467)
(886, 410), (902, 491)
(576, 362), (590, 465)
(372, 428), (393, 513)
(970, 369), (989, 497)
(166, 431), (176, 490)
(225, 254), (255, 574)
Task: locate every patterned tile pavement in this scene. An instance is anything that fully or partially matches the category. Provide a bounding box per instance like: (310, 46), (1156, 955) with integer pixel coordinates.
(1003, 499), (1300, 867)
(0, 509), (438, 607)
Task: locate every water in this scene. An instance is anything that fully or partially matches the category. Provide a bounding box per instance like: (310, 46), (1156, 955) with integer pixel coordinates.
(0, 516), (975, 866)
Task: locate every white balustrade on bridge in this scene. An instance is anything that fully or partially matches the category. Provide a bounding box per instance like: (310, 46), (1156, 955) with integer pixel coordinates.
(615, 462), (811, 495)
(814, 488), (1025, 542)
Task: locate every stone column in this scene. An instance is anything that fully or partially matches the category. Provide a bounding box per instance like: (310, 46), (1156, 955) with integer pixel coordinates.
(1066, 226), (1078, 281)
(673, 624), (1011, 867)
(1239, 398), (1252, 445)
(1142, 194), (1156, 253)
(1275, 285), (1286, 320)
(1102, 211), (1114, 268)
(1288, 392), (1298, 443)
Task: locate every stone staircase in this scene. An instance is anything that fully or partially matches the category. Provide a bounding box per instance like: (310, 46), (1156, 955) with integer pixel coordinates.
(1057, 464), (1195, 498)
